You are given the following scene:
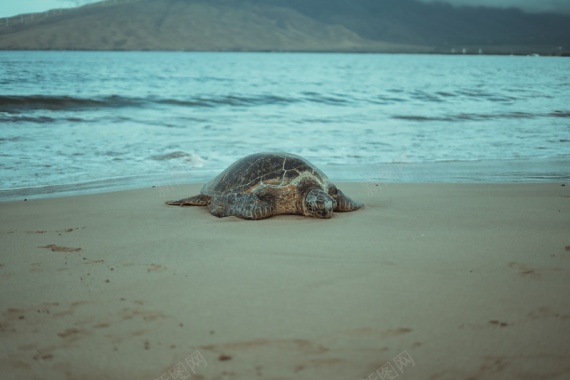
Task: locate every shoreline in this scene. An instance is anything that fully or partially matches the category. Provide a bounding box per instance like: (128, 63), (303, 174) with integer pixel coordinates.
(1, 183), (569, 379)
(2, 156), (569, 201)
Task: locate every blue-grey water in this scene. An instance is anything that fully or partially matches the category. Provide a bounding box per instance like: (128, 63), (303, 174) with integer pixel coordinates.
(0, 51), (569, 200)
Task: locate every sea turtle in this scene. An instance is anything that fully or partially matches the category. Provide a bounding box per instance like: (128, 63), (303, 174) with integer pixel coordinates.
(165, 152), (363, 220)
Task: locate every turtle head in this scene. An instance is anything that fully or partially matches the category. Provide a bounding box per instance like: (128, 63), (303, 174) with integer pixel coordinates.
(303, 188), (337, 219)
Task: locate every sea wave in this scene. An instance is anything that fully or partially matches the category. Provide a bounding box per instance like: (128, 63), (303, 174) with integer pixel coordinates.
(551, 110), (570, 118)
(0, 93), (361, 113)
(0, 95), (136, 112)
(4, 90), (552, 115)
(0, 115), (86, 123)
(155, 94), (297, 108)
(392, 111), (550, 122)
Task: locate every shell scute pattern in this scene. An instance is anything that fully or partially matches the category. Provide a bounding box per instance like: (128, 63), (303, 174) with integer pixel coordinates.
(205, 153), (323, 195)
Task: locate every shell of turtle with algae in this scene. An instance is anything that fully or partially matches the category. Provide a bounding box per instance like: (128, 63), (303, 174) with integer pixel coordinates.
(166, 152), (363, 220)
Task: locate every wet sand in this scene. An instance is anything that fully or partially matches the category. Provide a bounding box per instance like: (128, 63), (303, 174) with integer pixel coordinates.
(1, 183), (569, 379)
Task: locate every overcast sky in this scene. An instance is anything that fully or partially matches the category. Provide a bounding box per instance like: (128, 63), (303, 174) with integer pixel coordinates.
(1, 0), (570, 18)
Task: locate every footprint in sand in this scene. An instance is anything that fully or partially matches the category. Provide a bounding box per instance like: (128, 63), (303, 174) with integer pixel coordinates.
(527, 306), (570, 321)
(508, 261), (564, 280)
(147, 264), (166, 273)
(38, 244), (81, 252)
(508, 262), (541, 280)
(488, 320), (509, 327)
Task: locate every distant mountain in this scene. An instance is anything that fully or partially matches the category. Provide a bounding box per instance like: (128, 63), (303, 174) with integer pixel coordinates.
(275, 0), (570, 53)
(0, 0), (568, 54)
(0, 0), (419, 52)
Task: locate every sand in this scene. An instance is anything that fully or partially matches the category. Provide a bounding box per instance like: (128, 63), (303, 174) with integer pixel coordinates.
(1, 183), (569, 380)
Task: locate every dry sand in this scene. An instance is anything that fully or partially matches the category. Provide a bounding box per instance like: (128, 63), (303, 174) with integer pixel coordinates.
(1, 183), (569, 380)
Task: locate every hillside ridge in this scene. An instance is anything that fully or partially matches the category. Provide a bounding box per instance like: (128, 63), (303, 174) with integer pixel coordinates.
(0, 0), (568, 54)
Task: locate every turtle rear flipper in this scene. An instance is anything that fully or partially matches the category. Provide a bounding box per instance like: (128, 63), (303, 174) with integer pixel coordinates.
(165, 194), (211, 206)
(334, 189), (363, 212)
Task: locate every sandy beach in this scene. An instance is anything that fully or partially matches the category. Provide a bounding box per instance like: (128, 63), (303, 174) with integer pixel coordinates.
(1, 183), (569, 380)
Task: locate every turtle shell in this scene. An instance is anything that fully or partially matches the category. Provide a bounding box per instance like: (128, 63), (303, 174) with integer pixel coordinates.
(202, 152), (328, 195)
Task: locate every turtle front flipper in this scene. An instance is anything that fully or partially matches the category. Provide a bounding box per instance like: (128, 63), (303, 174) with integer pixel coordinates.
(209, 193), (275, 220)
(333, 189), (363, 212)
(165, 194), (211, 206)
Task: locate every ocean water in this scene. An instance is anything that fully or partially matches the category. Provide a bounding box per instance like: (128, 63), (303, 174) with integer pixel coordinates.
(0, 51), (569, 200)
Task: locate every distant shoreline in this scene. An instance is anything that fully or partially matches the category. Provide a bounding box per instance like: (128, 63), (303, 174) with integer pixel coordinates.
(0, 48), (568, 57)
